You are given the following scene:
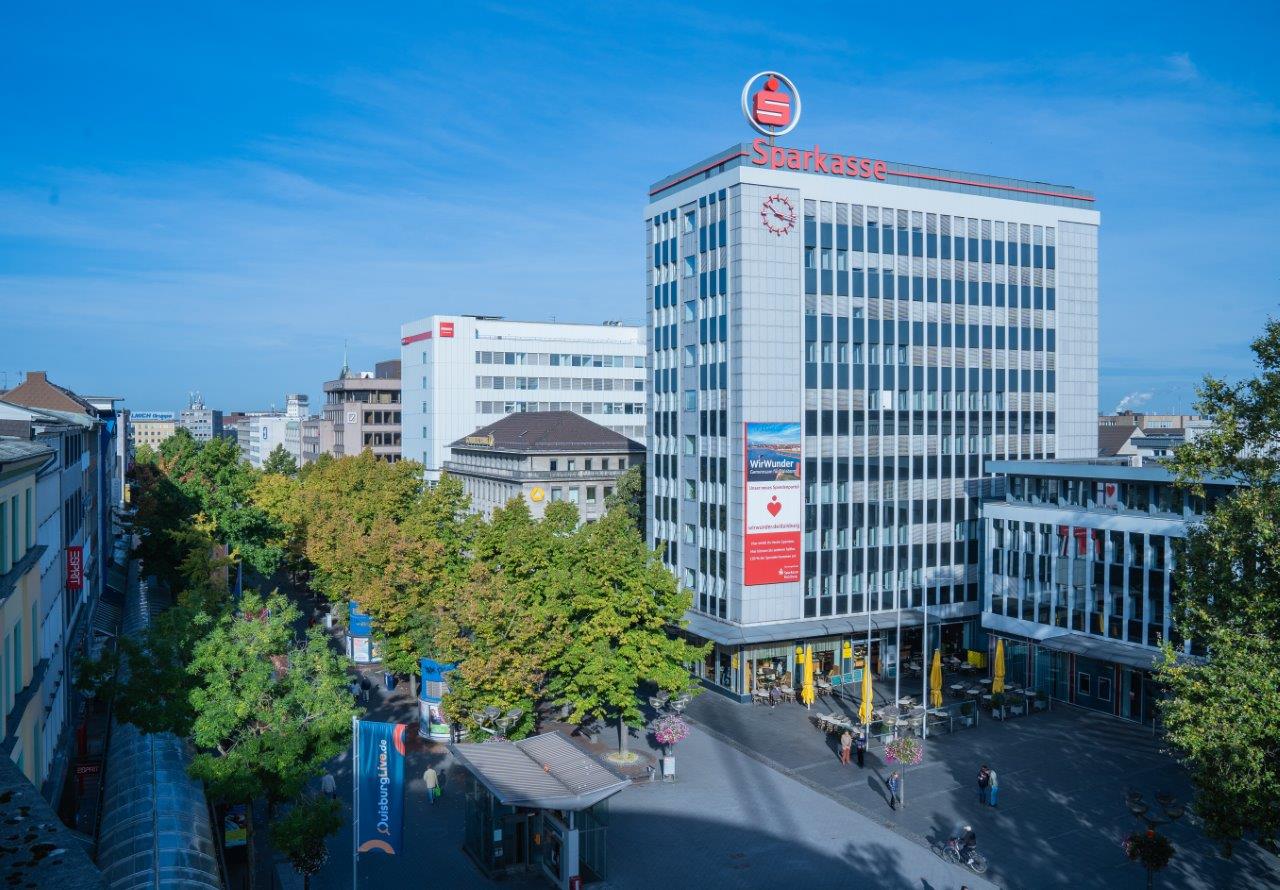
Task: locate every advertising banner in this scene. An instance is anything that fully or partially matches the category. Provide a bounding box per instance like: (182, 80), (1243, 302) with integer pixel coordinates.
(743, 422), (802, 585)
(66, 546), (84, 590)
(355, 720), (408, 856)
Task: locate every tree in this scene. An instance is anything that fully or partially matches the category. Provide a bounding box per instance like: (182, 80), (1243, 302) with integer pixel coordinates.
(604, 461), (646, 534)
(1156, 316), (1280, 856)
(187, 591), (358, 807)
(271, 795), (342, 890)
(546, 507), (708, 757)
(262, 443), (299, 477)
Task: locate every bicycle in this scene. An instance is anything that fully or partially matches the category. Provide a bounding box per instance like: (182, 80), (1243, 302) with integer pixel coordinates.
(935, 838), (989, 875)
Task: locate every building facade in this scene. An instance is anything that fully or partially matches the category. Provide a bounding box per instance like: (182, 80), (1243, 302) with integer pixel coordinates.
(647, 125), (1099, 700)
(981, 458), (1225, 724)
(401, 316), (645, 480)
(178, 394), (223, 442)
(240, 395), (308, 470)
(319, 359), (402, 462)
(444, 411), (645, 520)
(129, 412), (176, 450)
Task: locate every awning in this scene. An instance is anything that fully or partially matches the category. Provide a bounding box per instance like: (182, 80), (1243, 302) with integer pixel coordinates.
(682, 603), (980, 647)
(92, 601), (120, 638)
(449, 732), (630, 811)
(1035, 632), (1171, 671)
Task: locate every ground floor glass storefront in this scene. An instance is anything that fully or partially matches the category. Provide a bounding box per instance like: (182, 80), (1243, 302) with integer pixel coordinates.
(991, 635), (1158, 725)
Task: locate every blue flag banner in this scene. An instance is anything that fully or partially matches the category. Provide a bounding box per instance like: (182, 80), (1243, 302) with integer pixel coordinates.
(348, 601), (373, 637)
(355, 720), (407, 855)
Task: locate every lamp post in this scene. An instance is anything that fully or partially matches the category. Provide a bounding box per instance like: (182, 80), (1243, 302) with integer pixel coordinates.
(1123, 788), (1182, 889)
(471, 706), (524, 739)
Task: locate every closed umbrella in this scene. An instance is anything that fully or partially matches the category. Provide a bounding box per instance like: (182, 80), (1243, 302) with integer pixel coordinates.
(929, 649), (943, 708)
(858, 657), (874, 725)
(800, 644), (815, 708)
(993, 639), (1006, 695)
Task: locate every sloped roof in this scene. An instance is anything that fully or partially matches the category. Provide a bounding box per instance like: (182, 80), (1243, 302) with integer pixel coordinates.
(0, 438), (54, 466)
(450, 411), (645, 454)
(449, 731), (630, 810)
(1097, 424), (1139, 457)
(3, 371), (96, 415)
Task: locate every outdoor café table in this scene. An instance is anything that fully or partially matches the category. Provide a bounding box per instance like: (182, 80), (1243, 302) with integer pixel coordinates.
(966, 687), (981, 697)
(979, 678), (993, 687)
(927, 708), (953, 734)
(897, 697), (915, 707)
(949, 683), (966, 695)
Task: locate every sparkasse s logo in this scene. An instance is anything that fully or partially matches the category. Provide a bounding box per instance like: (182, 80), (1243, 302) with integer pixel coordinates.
(741, 71), (801, 137)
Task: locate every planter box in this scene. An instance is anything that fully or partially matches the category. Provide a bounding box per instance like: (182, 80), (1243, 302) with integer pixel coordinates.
(662, 755), (676, 777)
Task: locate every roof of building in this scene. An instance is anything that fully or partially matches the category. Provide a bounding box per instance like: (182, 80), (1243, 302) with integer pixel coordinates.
(450, 411), (645, 454)
(1097, 424), (1140, 457)
(2, 371), (97, 415)
(1133, 428), (1185, 442)
(0, 438), (55, 466)
(449, 732), (630, 810)
(0, 754), (105, 888)
(985, 458), (1238, 487)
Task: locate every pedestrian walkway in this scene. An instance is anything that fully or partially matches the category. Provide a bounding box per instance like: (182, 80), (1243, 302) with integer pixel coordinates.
(686, 690), (1280, 889)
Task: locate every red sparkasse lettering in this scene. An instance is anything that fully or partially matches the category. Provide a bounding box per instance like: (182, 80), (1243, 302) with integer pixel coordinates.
(846, 156), (860, 177)
(860, 158), (873, 178)
(751, 137), (769, 165)
(873, 160), (887, 180)
(771, 146), (786, 169)
(830, 155), (845, 175)
(812, 145), (830, 173)
(785, 149), (802, 169)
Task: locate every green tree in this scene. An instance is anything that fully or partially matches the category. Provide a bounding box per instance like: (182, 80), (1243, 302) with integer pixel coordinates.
(1156, 316), (1280, 856)
(262, 443), (299, 477)
(271, 795), (342, 890)
(604, 461), (646, 534)
(547, 507), (708, 757)
(187, 591), (358, 807)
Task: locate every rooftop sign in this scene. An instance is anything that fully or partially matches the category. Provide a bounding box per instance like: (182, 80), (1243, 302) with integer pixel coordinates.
(741, 71), (801, 138)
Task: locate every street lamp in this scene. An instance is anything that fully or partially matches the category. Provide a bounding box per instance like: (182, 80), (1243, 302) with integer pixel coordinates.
(1124, 788), (1182, 889)
(471, 706), (524, 738)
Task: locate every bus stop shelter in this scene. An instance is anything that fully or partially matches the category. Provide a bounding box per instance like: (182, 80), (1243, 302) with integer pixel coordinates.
(449, 732), (630, 889)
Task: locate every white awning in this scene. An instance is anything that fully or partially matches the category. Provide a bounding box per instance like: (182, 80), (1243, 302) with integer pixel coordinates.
(450, 731), (630, 811)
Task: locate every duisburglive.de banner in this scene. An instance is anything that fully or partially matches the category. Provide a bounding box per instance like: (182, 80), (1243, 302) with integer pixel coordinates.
(355, 720), (408, 855)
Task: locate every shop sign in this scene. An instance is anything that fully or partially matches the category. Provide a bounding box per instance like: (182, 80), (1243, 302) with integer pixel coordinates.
(66, 546), (84, 590)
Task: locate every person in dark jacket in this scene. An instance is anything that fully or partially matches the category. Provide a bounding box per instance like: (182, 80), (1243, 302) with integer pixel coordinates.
(855, 730), (867, 767)
(977, 764), (991, 805)
(887, 771), (902, 810)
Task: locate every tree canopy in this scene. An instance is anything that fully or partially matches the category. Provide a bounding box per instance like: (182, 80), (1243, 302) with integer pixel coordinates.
(262, 443), (299, 476)
(1156, 316), (1280, 856)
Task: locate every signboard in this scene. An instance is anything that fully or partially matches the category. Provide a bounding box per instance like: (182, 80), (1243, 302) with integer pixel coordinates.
(130, 411), (176, 421)
(741, 71), (801, 137)
(223, 803), (248, 848)
(66, 546), (84, 590)
(438, 321), (455, 338)
(74, 760), (101, 777)
(743, 422), (802, 585)
(349, 601), (373, 637)
(355, 721), (408, 856)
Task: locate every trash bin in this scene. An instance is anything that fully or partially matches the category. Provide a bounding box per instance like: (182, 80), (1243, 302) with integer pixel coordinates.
(383, 672), (396, 691)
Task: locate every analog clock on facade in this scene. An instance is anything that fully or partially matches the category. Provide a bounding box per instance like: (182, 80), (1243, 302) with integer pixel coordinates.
(760, 194), (796, 235)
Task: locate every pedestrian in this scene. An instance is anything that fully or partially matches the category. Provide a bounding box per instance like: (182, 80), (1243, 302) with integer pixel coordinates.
(348, 678), (360, 700)
(423, 767), (439, 805)
(988, 766), (999, 807)
(977, 763), (990, 805)
(769, 686), (780, 708)
(320, 771), (336, 800)
(839, 729), (852, 765)
(887, 770), (902, 810)
(855, 730), (867, 768)
(359, 676), (371, 705)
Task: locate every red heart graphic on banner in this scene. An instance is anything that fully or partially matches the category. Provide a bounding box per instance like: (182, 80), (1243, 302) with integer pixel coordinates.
(767, 497), (782, 516)
(1105, 484), (1116, 497)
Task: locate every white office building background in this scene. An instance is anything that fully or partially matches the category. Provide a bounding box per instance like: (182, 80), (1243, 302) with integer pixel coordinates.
(647, 138), (1099, 699)
(400, 315), (645, 480)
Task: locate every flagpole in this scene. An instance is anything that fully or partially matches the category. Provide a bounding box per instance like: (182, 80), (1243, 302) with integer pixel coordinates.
(922, 595), (928, 740)
(352, 716), (359, 890)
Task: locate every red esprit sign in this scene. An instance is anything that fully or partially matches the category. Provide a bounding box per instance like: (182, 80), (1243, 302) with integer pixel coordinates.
(751, 138), (887, 181)
(66, 546), (84, 590)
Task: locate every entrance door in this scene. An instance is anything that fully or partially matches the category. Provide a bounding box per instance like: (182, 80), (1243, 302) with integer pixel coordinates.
(499, 812), (530, 871)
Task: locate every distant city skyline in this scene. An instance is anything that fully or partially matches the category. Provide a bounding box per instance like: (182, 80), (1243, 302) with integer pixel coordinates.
(2, 3), (1277, 412)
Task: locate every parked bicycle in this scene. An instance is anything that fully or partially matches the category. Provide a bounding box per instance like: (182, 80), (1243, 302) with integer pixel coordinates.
(935, 837), (989, 875)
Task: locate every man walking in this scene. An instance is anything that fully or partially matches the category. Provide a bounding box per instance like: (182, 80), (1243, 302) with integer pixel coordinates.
(855, 730), (867, 768)
(887, 771), (902, 810)
(839, 728), (852, 765)
(988, 766), (999, 807)
(977, 764), (991, 805)
(320, 771), (336, 800)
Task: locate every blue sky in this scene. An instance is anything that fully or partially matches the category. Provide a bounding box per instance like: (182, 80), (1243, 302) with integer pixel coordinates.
(2, 2), (1277, 415)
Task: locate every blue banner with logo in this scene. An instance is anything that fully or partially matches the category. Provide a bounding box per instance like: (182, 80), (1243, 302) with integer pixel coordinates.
(355, 720), (407, 855)
(349, 601), (373, 637)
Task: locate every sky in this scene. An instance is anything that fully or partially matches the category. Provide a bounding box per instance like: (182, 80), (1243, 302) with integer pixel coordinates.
(1, 2), (1277, 415)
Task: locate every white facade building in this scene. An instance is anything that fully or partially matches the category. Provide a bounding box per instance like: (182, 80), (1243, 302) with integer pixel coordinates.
(242, 394), (308, 470)
(400, 315), (645, 480)
(647, 131), (1099, 700)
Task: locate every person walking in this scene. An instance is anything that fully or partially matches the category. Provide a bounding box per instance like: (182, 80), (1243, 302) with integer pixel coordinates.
(988, 766), (999, 807)
(423, 767), (439, 805)
(855, 730), (867, 768)
(887, 771), (902, 810)
(839, 729), (852, 765)
(359, 676), (371, 705)
(977, 764), (991, 805)
(320, 771), (336, 800)
(769, 685), (780, 708)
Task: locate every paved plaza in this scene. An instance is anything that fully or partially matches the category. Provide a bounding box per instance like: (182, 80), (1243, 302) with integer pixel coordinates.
(685, 687), (1280, 889)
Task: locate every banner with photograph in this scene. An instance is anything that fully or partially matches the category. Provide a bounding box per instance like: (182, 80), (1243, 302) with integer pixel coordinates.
(743, 422), (802, 585)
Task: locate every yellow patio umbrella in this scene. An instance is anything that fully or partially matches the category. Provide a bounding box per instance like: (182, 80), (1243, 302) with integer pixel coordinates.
(858, 658), (874, 725)
(800, 644), (816, 708)
(929, 649), (943, 708)
(993, 638), (1006, 695)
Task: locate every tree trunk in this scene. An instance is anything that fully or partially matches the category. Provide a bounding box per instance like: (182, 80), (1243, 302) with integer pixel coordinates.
(617, 716), (628, 755)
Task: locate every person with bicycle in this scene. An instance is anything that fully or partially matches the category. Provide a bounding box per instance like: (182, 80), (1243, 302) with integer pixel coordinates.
(952, 824), (978, 866)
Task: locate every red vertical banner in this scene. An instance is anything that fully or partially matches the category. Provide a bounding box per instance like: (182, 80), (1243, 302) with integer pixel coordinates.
(743, 422), (802, 585)
(66, 546), (84, 590)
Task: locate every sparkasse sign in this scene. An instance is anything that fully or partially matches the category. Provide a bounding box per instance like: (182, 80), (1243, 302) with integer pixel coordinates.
(750, 138), (887, 181)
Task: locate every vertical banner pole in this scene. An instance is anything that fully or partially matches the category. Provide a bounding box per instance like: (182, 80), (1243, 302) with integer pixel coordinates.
(352, 716), (359, 890)
(922, 599), (928, 740)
